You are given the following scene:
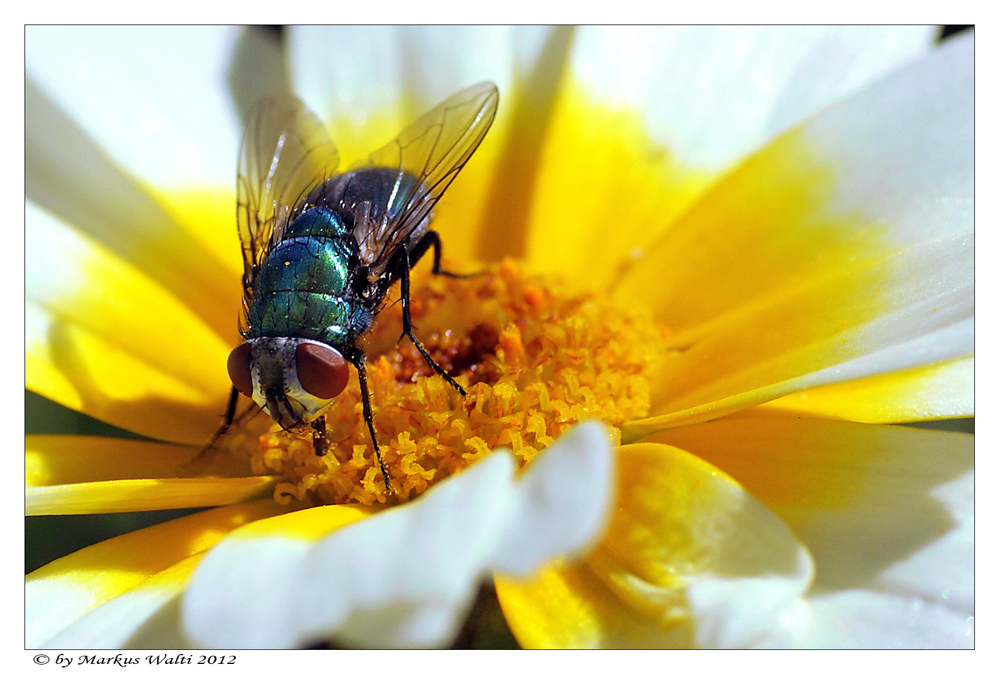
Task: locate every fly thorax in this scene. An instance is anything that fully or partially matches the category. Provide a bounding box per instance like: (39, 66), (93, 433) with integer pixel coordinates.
(246, 337), (338, 430)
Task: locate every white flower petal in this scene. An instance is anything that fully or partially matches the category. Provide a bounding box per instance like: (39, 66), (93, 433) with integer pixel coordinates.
(25, 201), (233, 397)
(801, 590), (973, 648)
(571, 26), (936, 171)
(492, 421), (615, 576)
(26, 501), (290, 649)
(789, 444), (972, 622)
(650, 237), (974, 424)
(25, 92), (240, 340)
(228, 26), (290, 120)
(25, 25), (241, 190)
(619, 33), (973, 434)
(290, 25), (553, 138)
(803, 33), (973, 251)
(183, 423), (614, 648)
(304, 453), (519, 649)
(759, 355), (974, 424)
(497, 440), (814, 649)
(42, 558), (200, 649)
(676, 482), (815, 649)
(648, 418), (973, 648)
(184, 454), (514, 649)
(881, 470), (974, 613)
(781, 318), (973, 397)
(621, 31), (972, 341)
(686, 551), (815, 648)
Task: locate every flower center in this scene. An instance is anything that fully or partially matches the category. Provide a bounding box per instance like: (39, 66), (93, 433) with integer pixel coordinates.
(231, 259), (669, 506)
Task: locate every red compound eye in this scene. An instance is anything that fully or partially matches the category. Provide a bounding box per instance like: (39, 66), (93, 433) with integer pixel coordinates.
(296, 342), (349, 400)
(227, 342), (254, 397)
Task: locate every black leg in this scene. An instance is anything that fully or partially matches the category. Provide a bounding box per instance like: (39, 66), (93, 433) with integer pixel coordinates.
(399, 243), (467, 397)
(311, 416), (330, 456)
(347, 349), (393, 493)
(203, 385), (240, 449)
(184, 386), (242, 475)
(409, 229), (478, 279)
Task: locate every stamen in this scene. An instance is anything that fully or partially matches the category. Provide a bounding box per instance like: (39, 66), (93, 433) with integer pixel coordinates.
(231, 259), (670, 506)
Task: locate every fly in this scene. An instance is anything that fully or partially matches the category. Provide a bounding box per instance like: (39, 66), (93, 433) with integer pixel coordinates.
(215, 82), (500, 492)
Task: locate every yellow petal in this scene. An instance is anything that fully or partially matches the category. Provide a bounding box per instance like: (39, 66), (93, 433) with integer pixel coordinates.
(26, 435), (252, 487)
(288, 27), (576, 269)
(615, 38), (971, 435)
(642, 417), (972, 517)
(26, 204), (234, 443)
(26, 499), (293, 648)
(522, 81), (714, 290)
(25, 74), (240, 339)
(152, 188), (243, 285)
(617, 35), (972, 339)
(27, 300), (229, 445)
(497, 442), (812, 648)
(494, 560), (691, 648)
(217, 502), (374, 542)
(27, 477), (279, 516)
(471, 26), (573, 264)
(42, 554), (203, 649)
(753, 356), (974, 423)
(643, 417), (973, 647)
(623, 229), (972, 438)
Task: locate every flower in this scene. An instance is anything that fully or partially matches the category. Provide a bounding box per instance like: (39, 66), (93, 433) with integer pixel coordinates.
(26, 25), (973, 649)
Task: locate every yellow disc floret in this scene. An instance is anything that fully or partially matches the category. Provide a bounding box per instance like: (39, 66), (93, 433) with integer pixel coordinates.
(234, 259), (669, 506)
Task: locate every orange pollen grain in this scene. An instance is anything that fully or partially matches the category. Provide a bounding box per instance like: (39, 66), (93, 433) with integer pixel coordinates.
(234, 259), (668, 507)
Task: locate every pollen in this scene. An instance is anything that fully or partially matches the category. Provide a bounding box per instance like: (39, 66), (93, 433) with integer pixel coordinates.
(238, 259), (669, 506)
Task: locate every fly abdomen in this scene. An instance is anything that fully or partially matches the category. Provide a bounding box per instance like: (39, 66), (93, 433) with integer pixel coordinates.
(246, 207), (371, 345)
(248, 290), (366, 344)
(283, 206), (351, 239)
(255, 237), (350, 295)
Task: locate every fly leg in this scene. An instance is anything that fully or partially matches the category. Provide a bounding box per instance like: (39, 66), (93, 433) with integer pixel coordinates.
(409, 229), (479, 279)
(311, 416), (331, 456)
(182, 386), (240, 475)
(346, 349), (393, 493)
(203, 386), (241, 449)
(399, 243), (467, 397)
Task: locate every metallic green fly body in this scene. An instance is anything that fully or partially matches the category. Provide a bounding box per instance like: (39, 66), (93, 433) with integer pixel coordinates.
(219, 83), (499, 491)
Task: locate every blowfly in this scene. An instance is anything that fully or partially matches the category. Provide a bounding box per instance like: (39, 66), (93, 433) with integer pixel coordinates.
(217, 82), (499, 491)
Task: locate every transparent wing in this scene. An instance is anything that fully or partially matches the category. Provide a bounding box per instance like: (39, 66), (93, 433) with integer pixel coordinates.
(236, 92), (339, 330)
(358, 81), (499, 274)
